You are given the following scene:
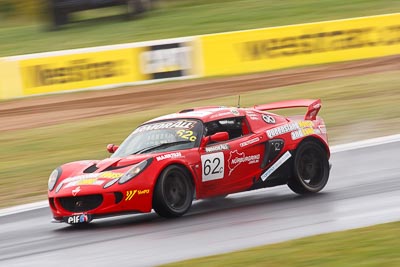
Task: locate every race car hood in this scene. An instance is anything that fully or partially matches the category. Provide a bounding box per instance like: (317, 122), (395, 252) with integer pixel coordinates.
(53, 155), (153, 195)
(95, 154), (150, 172)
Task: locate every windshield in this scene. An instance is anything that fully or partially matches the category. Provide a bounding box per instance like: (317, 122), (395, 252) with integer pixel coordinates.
(112, 119), (203, 158)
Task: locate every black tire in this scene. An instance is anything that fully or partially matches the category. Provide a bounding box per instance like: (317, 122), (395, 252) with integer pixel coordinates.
(126, 0), (152, 19)
(51, 8), (69, 29)
(288, 141), (330, 194)
(153, 165), (194, 218)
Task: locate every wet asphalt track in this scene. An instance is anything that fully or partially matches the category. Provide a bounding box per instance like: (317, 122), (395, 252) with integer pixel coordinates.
(1, 141), (399, 267)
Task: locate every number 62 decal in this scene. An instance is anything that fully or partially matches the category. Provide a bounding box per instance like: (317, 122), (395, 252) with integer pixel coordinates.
(201, 152), (225, 181)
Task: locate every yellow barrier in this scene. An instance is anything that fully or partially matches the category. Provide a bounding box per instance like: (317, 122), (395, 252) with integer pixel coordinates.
(0, 58), (23, 100)
(200, 13), (400, 76)
(19, 48), (140, 96)
(1, 14), (399, 100)
(1, 37), (199, 99)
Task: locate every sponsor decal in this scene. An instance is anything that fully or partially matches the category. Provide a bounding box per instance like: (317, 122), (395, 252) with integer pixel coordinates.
(291, 121), (315, 140)
(266, 121), (314, 139)
(239, 26), (400, 61)
(134, 120), (196, 133)
(177, 129), (197, 142)
(261, 151), (292, 181)
(156, 152), (183, 161)
(298, 121), (314, 128)
(228, 150), (260, 175)
(273, 141), (283, 151)
(125, 189), (150, 201)
(63, 171), (123, 188)
(201, 152), (225, 181)
(64, 173), (98, 184)
(205, 144), (230, 153)
(140, 42), (193, 79)
(231, 108), (240, 116)
(76, 178), (104, 186)
(246, 111), (260, 120)
(291, 128), (315, 140)
(99, 172), (124, 179)
(266, 123), (298, 138)
(240, 137), (260, 147)
(24, 59), (126, 88)
(67, 214), (90, 224)
(262, 114), (276, 124)
(72, 186), (81, 196)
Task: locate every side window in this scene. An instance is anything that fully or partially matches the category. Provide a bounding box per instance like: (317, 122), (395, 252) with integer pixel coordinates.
(205, 117), (250, 140)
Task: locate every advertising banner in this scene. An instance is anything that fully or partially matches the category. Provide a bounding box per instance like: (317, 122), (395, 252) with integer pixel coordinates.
(11, 36), (199, 98)
(200, 13), (400, 76)
(19, 48), (138, 96)
(0, 58), (23, 100)
(138, 39), (198, 80)
(0, 14), (398, 100)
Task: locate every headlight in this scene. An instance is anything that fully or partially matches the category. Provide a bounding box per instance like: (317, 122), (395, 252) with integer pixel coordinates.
(118, 158), (153, 185)
(48, 167), (62, 191)
(103, 178), (118, 189)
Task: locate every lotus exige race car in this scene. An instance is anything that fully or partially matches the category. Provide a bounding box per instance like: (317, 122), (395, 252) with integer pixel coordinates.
(48, 99), (330, 224)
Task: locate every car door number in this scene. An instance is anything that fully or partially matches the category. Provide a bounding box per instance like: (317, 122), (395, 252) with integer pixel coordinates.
(201, 152), (224, 181)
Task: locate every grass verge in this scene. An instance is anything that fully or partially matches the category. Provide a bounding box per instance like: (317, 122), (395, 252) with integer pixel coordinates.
(1, 0), (400, 56)
(160, 221), (400, 267)
(0, 70), (399, 208)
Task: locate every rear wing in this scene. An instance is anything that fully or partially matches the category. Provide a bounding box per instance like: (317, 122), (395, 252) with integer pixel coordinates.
(254, 99), (322, 120)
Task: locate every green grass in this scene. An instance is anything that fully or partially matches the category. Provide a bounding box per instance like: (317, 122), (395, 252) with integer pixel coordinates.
(160, 221), (400, 267)
(0, 71), (399, 208)
(0, 0), (399, 56)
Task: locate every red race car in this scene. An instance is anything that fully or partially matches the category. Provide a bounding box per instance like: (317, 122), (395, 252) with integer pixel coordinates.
(48, 99), (330, 224)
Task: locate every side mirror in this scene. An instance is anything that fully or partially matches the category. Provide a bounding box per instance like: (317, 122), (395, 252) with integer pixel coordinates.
(107, 144), (119, 153)
(210, 132), (229, 142)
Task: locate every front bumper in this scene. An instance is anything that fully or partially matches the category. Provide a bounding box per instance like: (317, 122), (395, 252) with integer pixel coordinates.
(49, 189), (153, 222)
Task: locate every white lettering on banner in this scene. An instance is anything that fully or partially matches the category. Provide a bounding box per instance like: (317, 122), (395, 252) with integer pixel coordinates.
(266, 123), (299, 138)
(246, 111), (260, 120)
(67, 214), (89, 224)
(134, 120), (196, 133)
(205, 144), (230, 153)
(240, 137), (260, 147)
(140, 47), (192, 74)
(201, 152), (224, 181)
(228, 150), (260, 175)
(266, 121), (315, 139)
(291, 128), (315, 140)
(156, 152), (183, 161)
(261, 151), (292, 181)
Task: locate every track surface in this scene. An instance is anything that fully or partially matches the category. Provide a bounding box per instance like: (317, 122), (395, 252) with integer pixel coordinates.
(1, 141), (399, 266)
(1, 55), (399, 131)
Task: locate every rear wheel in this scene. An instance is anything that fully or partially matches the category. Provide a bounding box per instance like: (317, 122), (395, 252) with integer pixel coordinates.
(288, 141), (330, 194)
(153, 165), (194, 218)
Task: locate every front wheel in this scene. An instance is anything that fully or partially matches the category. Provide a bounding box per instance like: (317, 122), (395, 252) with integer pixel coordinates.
(288, 141), (330, 194)
(153, 165), (194, 218)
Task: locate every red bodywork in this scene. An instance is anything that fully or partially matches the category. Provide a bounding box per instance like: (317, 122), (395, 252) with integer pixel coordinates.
(48, 99), (329, 223)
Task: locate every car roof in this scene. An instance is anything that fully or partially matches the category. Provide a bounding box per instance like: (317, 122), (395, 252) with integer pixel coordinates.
(145, 106), (249, 124)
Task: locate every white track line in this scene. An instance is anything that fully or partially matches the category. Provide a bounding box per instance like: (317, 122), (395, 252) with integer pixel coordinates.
(330, 134), (400, 153)
(0, 200), (48, 217)
(1, 133), (400, 217)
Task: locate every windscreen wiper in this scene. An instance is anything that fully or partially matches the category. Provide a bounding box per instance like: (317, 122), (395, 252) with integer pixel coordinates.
(132, 141), (192, 155)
